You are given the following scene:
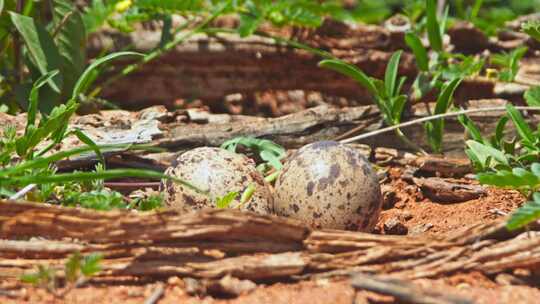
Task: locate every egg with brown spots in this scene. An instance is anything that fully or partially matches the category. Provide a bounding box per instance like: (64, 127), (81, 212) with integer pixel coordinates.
(274, 141), (382, 231)
(162, 147), (273, 215)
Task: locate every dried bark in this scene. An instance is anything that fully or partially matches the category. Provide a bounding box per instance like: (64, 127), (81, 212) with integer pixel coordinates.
(87, 20), (540, 110)
(1, 200), (539, 283)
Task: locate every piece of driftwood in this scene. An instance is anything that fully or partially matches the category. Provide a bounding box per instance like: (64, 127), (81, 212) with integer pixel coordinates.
(413, 177), (486, 203)
(1, 200), (539, 283)
(350, 273), (473, 304)
(87, 19), (540, 109)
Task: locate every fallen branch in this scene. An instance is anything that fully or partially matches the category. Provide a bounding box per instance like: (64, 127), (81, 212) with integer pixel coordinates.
(0, 200), (539, 283)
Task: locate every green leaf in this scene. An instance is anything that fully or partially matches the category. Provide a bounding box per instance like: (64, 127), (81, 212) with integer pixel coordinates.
(425, 78), (462, 152)
(9, 12), (63, 110)
(72, 51), (143, 99)
(52, 0), (87, 100)
(318, 59), (377, 96)
(492, 116), (509, 147)
(26, 70), (60, 131)
(9, 12), (63, 93)
(507, 192), (540, 230)
(71, 129), (105, 167)
(216, 191), (239, 209)
(466, 140), (509, 168)
(425, 0), (443, 52)
(524, 86), (540, 107)
(81, 253), (102, 276)
(238, 2), (263, 37)
(82, 0), (115, 34)
(404, 32), (429, 71)
(458, 114), (484, 143)
(505, 104), (535, 147)
(532, 163), (540, 177)
(4, 169), (203, 194)
(391, 95), (407, 123)
(0, 0), (4, 15)
(385, 50), (402, 98)
(522, 20), (540, 42)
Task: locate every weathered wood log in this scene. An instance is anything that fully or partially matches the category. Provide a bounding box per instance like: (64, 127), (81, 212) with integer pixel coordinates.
(1, 200), (539, 283)
(90, 30), (416, 108)
(87, 20), (540, 109)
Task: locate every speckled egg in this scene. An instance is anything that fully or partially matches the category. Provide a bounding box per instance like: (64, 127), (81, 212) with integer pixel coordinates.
(274, 141), (382, 231)
(162, 147), (273, 215)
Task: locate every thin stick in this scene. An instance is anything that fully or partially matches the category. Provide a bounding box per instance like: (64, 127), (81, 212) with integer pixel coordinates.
(144, 283), (165, 304)
(339, 106), (540, 144)
(9, 183), (36, 200)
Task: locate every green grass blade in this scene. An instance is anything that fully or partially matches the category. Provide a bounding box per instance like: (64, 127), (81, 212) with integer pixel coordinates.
(5, 169), (205, 194)
(26, 70), (60, 131)
(405, 33), (429, 71)
(385, 51), (402, 98)
(318, 59), (377, 96)
(0, 143), (154, 177)
(71, 129), (105, 166)
(505, 104), (535, 146)
(72, 51), (143, 99)
(425, 0), (443, 52)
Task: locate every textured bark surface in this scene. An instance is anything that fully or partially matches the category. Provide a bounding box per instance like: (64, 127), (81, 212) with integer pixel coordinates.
(88, 20), (540, 110)
(1, 200), (539, 282)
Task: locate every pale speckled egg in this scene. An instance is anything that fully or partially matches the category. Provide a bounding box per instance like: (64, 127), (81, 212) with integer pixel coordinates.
(274, 141), (382, 231)
(162, 147), (273, 215)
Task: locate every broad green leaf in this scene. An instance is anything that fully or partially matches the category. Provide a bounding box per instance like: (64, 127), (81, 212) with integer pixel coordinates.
(72, 51), (143, 99)
(425, 0), (443, 52)
(0, 0), (4, 15)
(318, 59), (377, 96)
(466, 140), (509, 168)
(507, 192), (540, 230)
(505, 104), (535, 146)
(385, 50), (402, 98)
(524, 86), (540, 107)
(52, 0), (87, 100)
(9, 12), (63, 93)
(405, 33), (429, 71)
(532, 163), (540, 177)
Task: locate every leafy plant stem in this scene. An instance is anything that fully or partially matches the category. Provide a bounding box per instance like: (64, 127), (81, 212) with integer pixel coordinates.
(394, 128), (427, 155)
(340, 106), (540, 144)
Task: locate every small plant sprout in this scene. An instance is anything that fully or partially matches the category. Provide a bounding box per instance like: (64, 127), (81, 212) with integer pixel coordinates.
(20, 252), (103, 296)
(319, 51), (425, 153)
